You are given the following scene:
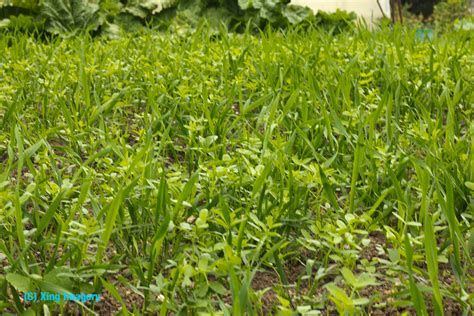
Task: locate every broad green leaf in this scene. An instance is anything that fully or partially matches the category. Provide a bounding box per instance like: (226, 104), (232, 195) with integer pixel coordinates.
(41, 0), (101, 35)
(325, 283), (354, 313)
(6, 273), (35, 293)
(465, 181), (474, 190)
(209, 281), (227, 295)
(341, 267), (357, 288)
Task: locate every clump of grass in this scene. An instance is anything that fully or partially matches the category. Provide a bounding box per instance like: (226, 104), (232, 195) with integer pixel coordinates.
(0, 24), (472, 314)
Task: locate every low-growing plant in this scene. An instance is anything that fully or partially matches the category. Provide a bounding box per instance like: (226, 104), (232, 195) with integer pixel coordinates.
(0, 21), (472, 315)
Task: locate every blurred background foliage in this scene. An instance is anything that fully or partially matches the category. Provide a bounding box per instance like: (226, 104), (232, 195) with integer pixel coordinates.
(0, 0), (471, 36)
(0, 0), (353, 36)
(403, 0), (472, 28)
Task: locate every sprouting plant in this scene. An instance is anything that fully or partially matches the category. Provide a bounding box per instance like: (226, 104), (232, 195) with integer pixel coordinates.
(0, 22), (472, 315)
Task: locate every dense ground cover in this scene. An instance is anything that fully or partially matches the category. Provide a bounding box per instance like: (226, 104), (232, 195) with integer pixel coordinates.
(0, 25), (473, 315)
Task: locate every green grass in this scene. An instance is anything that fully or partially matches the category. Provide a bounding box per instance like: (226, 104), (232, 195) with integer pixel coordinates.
(0, 24), (473, 315)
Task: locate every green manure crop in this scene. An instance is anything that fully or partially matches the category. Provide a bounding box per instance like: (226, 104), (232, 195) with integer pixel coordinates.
(0, 25), (473, 315)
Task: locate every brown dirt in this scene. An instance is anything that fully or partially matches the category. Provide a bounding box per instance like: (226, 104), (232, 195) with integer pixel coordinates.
(48, 137), (70, 159)
(4, 229), (470, 315)
(360, 231), (387, 261)
(251, 270), (280, 315)
(232, 103), (240, 115)
(245, 231), (468, 315)
(94, 276), (144, 315)
(61, 267), (144, 315)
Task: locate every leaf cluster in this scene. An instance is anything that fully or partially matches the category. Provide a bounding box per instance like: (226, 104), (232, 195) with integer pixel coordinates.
(0, 0), (357, 36)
